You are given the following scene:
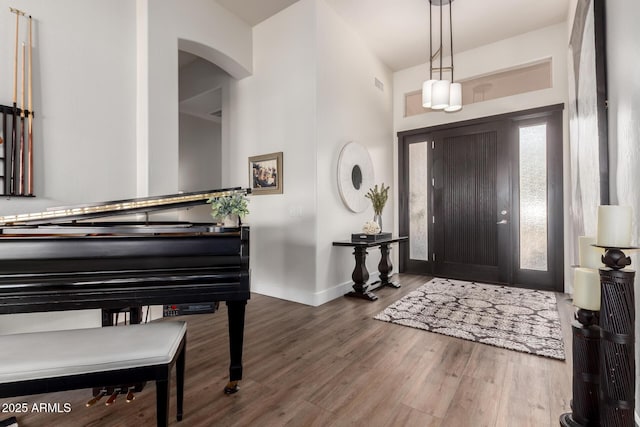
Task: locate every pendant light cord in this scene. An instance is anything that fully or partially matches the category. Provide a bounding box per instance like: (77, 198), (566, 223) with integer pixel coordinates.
(449, 1), (454, 82)
(429, 2), (433, 80)
(439, 1), (443, 80)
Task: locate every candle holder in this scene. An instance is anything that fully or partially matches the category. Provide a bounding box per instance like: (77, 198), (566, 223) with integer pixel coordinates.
(560, 308), (601, 427)
(596, 245), (637, 427)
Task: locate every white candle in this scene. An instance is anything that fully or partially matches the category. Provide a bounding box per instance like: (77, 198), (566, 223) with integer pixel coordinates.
(578, 236), (604, 269)
(597, 205), (633, 247)
(573, 267), (601, 311)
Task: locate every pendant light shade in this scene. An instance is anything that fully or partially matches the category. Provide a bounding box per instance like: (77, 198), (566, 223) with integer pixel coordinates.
(431, 80), (450, 110)
(444, 82), (462, 112)
(422, 79), (436, 108)
(421, 0), (462, 113)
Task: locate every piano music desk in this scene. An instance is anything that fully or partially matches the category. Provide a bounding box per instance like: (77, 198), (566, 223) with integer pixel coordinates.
(0, 321), (186, 427)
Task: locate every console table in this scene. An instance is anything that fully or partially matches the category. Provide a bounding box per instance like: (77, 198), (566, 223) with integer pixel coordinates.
(332, 236), (408, 301)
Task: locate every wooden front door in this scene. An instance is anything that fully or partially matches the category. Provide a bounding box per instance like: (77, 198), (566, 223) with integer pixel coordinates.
(431, 122), (511, 283)
(398, 105), (564, 291)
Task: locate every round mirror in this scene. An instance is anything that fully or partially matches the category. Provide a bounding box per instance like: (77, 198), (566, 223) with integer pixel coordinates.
(337, 142), (374, 212)
(351, 165), (362, 190)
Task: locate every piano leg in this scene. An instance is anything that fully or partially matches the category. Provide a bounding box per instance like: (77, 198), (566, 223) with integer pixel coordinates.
(101, 306), (143, 326)
(224, 300), (246, 394)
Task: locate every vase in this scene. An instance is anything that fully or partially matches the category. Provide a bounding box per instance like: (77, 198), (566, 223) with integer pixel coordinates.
(373, 214), (382, 233)
(223, 214), (239, 228)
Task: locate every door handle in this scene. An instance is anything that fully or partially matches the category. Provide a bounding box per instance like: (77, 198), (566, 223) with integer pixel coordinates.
(496, 219), (508, 224)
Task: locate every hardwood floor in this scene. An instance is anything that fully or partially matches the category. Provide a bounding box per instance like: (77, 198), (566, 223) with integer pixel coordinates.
(0, 274), (573, 426)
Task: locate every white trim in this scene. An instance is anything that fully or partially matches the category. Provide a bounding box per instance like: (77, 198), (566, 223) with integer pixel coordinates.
(253, 272), (380, 307)
(313, 273), (380, 306)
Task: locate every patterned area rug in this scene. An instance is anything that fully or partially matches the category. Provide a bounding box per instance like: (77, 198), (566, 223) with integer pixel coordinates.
(374, 278), (565, 360)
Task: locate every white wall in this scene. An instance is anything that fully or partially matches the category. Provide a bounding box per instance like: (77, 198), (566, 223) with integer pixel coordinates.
(177, 54), (225, 221)
(178, 114), (221, 222)
(0, 0), (137, 333)
(228, 0), (318, 304)
(178, 114), (221, 190)
(393, 23), (572, 290)
(603, 0), (640, 419)
(0, 0), (137, 209)
(227, 0), (394, 306)
(178, 59), (229, 103)
(141, 0), (252, 197)
(315, 0), (394, 303)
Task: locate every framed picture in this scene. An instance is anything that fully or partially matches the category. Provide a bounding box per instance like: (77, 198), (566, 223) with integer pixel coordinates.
(249, 152), (283, 195)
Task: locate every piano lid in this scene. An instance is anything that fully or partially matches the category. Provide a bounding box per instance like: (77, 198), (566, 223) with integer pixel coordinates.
(0, 187), (250, 226)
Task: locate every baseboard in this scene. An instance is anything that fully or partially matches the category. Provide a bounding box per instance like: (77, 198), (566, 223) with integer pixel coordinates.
(252, 282), (317, 306)
(252, 273), (380, 307)
(312, 272), (380, 306)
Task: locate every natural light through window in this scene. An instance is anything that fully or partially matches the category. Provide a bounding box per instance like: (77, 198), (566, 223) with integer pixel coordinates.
(409, 142), (429, 261)
(519, 124), (548, 271)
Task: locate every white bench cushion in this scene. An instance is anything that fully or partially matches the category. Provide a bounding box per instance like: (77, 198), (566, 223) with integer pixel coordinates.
(0, 321), (186, 384)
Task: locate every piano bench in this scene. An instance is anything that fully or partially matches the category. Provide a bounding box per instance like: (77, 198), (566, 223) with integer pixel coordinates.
(0, 321), (187, 427)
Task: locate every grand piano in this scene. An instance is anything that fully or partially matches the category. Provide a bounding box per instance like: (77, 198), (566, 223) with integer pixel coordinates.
(0, 187), (250, 394)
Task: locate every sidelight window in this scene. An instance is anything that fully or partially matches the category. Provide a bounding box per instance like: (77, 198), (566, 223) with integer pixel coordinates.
(519, 124), (548, 271)
(409, 142), (429, 261)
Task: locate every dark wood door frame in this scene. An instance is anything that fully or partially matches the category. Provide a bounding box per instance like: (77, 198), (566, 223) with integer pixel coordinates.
(398, 104), (564, 291)
(509, 108), (564, 289)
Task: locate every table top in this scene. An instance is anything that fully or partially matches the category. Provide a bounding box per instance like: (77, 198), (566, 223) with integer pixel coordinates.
(332, 236), (408, 247)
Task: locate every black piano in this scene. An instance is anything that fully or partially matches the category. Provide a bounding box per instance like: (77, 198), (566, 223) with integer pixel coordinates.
(0, 187), (250, 394)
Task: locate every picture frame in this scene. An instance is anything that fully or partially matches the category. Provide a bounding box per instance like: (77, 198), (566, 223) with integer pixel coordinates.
(249, 152), (283, 195)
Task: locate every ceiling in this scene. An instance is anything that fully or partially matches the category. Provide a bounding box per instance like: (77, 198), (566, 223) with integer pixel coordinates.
(215, 0), (571, 71)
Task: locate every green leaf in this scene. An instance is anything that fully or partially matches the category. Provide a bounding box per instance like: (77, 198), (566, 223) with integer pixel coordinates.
(207, 193), (250, 219)
(365, 183), (390, 215)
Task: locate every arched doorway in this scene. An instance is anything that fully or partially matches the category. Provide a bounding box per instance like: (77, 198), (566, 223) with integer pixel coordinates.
(177, 50), (231, 221)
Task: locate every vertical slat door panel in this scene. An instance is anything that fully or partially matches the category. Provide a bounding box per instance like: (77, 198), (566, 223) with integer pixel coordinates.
(442, 132), (498, 267)
(432, 121), (510, 284)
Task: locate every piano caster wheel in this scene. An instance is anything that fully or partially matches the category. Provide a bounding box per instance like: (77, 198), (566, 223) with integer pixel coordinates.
(126, 389), (136, 403)
(224, 381), (239, 395)
(105, 390), (119, 406)
(86, 390), (106, 407)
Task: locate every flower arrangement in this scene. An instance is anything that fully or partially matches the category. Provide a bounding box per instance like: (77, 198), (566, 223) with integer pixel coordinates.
(362, 220), (381, 235)
(365, 183), (390, 215)
(207, 193), (250, 221)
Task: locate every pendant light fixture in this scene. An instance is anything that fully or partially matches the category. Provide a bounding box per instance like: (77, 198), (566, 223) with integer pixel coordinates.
(422, 0), (462, 112)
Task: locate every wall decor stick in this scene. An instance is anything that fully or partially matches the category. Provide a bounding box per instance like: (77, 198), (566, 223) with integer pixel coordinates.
(3, 8), (35, 196)
(9, 8), (24, 106)
(9, 7), (25, 195)
(19, 42), (25, 195)
(28, 15), (34, 195)
(2, 110), (6, 193)
(1, 9), (5, 189)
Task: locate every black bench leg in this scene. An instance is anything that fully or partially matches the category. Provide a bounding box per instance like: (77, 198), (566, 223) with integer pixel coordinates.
(176, 341), (186, 421)
(156, 378), (170, 427)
